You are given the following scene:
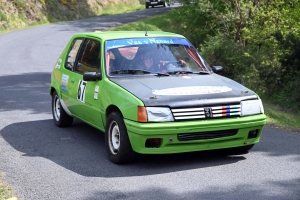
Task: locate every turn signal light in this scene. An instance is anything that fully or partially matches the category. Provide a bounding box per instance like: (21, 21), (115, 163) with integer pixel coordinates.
(138, 106), (148, 122)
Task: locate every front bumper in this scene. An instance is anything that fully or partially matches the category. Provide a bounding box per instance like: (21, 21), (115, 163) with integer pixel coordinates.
(125, 114), (266, 154)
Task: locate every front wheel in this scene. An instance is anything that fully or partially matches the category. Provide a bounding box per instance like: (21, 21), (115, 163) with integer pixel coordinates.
(231, 144), (255, 153)
(52, 91), (73, 127)
(238, 144), (255, 152)
(105, 111), (135, 164)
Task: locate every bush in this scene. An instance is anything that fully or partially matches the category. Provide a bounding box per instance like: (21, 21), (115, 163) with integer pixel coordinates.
(201, 34), (263, 91)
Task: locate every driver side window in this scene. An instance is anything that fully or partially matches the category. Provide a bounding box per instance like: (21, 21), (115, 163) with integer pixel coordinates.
(76, 39), (101, 74)
(65, 39), (83, 71)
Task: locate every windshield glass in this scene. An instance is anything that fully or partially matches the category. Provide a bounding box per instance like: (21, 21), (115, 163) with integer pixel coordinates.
(105, 37), (211, 76)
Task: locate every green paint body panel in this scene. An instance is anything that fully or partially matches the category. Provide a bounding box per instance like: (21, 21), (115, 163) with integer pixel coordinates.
(50, 31), (266, 155)
(125, 114), (266, 154)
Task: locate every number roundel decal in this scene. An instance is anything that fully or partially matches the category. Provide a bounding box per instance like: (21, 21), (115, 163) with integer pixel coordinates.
(78, 80), (87, 102)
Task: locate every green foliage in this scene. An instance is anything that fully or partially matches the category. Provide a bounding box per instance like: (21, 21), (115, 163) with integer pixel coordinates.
(264, 102), (300, 130)
(13, 0), (26, 10)
(0, 176), (12, 200)
(110, 11), (176, 32)
(177, 0), (299, 48)
(175, 0), (300, 111)
(0, 11), (8, 21)
(0, 0), (144, 32)
(270, 32), (300, 110)
(201, 33), (263, 90)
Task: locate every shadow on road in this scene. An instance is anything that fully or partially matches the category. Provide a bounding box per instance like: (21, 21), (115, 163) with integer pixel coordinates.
(83, 177), (300, 200)
(258, 126), (300, 161)
(0, 72), (51, 114)
(1, 119), (247, 177)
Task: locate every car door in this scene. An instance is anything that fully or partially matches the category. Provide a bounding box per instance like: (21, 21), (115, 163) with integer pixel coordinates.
(64, 38), (105, 130)
(60, 38), (84, 117)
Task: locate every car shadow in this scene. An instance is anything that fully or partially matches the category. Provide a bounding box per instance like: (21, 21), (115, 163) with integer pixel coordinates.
(0, 72), (51, 114)
(1, 119), (247, 178)
(83, 177), (300, 200)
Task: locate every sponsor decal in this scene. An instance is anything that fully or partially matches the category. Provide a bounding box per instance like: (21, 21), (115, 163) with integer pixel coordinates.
(106, 38), (191, 50)
(61, 74), (69, 91)
(55, 58), (62, 69)
(152, 86), (232, 96)
(182, 75), (192, 79)
(94, 85), (99, 100)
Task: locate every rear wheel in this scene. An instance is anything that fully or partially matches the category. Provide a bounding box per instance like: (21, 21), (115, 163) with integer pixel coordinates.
(145, 3), (149, 9)
(105, 111), (135, 164)
(52, 91), (73, 127)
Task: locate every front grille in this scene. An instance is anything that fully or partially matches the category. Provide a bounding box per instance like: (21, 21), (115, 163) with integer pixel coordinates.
(171, 104), (241, 121)
(178, 129), (238, 141)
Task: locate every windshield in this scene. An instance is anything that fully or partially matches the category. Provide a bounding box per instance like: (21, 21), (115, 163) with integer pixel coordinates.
(105, 37), (211, 76)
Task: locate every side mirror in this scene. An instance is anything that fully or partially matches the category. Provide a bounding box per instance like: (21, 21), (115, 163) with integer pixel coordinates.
(83, 72), (102, 81)
(212, 66), (223, 74)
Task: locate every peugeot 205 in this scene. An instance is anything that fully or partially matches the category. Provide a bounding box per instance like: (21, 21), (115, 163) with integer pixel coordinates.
(50, 31), (266, 164)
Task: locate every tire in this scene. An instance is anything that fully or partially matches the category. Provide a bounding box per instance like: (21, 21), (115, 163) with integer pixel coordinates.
(52, 91), (73, 127)
(232, 144), (255, 153)
(238, 144), (255, 152)
(163, 2), (167, 7)
(105, 111), (135, 164)
(145, 3), (149, 9)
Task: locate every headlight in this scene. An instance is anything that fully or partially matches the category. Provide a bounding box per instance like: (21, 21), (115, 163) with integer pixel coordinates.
(146, 107), (174, 122)
(241, 99), (264, 116)
(138, 106), (174, 122)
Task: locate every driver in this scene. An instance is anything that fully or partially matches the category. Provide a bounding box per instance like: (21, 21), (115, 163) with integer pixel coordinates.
(138, 50), (159, 73)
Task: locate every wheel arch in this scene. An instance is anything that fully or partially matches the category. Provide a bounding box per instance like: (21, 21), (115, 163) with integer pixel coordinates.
(106, 105), (123, 119)
(50, 87), (56, 96)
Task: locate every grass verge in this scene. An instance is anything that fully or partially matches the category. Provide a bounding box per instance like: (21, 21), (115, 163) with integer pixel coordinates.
(109, 11), (178, 32)
(264, 102), (300, 132)
(0, 174), (12, 200)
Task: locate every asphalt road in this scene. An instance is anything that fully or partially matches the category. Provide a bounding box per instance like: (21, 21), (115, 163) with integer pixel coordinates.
(1, 5), (300, 200)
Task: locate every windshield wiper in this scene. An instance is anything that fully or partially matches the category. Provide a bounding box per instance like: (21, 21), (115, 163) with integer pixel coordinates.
(155, 72), (170, 77)
(168, 70), (194, 74)
(110, 69), (151, 74)
(194, 71), (211, 74)
(168, 70), (211, 75)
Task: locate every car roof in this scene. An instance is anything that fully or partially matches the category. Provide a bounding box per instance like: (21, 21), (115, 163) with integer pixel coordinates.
(73, 31), (185, 41)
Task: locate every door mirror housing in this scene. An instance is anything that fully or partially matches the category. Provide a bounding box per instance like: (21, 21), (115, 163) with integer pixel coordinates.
(83, 72), (102, 81)
(211, 66), (223, 74)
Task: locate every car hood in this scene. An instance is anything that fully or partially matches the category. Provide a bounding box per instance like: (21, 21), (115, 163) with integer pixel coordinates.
(109, 74), (258, 107)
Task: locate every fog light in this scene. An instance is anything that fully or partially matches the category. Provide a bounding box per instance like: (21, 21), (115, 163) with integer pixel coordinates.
(248, 129), (258, 139)
(145, 138), (161, 148)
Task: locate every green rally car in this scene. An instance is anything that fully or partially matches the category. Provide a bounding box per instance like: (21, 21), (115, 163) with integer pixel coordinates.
(50, 31), (266, 164)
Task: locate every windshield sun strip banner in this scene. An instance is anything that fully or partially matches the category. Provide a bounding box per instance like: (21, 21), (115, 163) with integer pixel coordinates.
(106, 38), (191, 50)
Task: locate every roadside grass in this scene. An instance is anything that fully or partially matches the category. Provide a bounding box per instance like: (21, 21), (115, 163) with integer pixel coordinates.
(109, 12), (300, 133)
(264, 102), (300, 132)
(0, 2), (144, 34)
(100, 3), (144, 16)
(0, 174), (12, 200)
(109, 11), (180, 33)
